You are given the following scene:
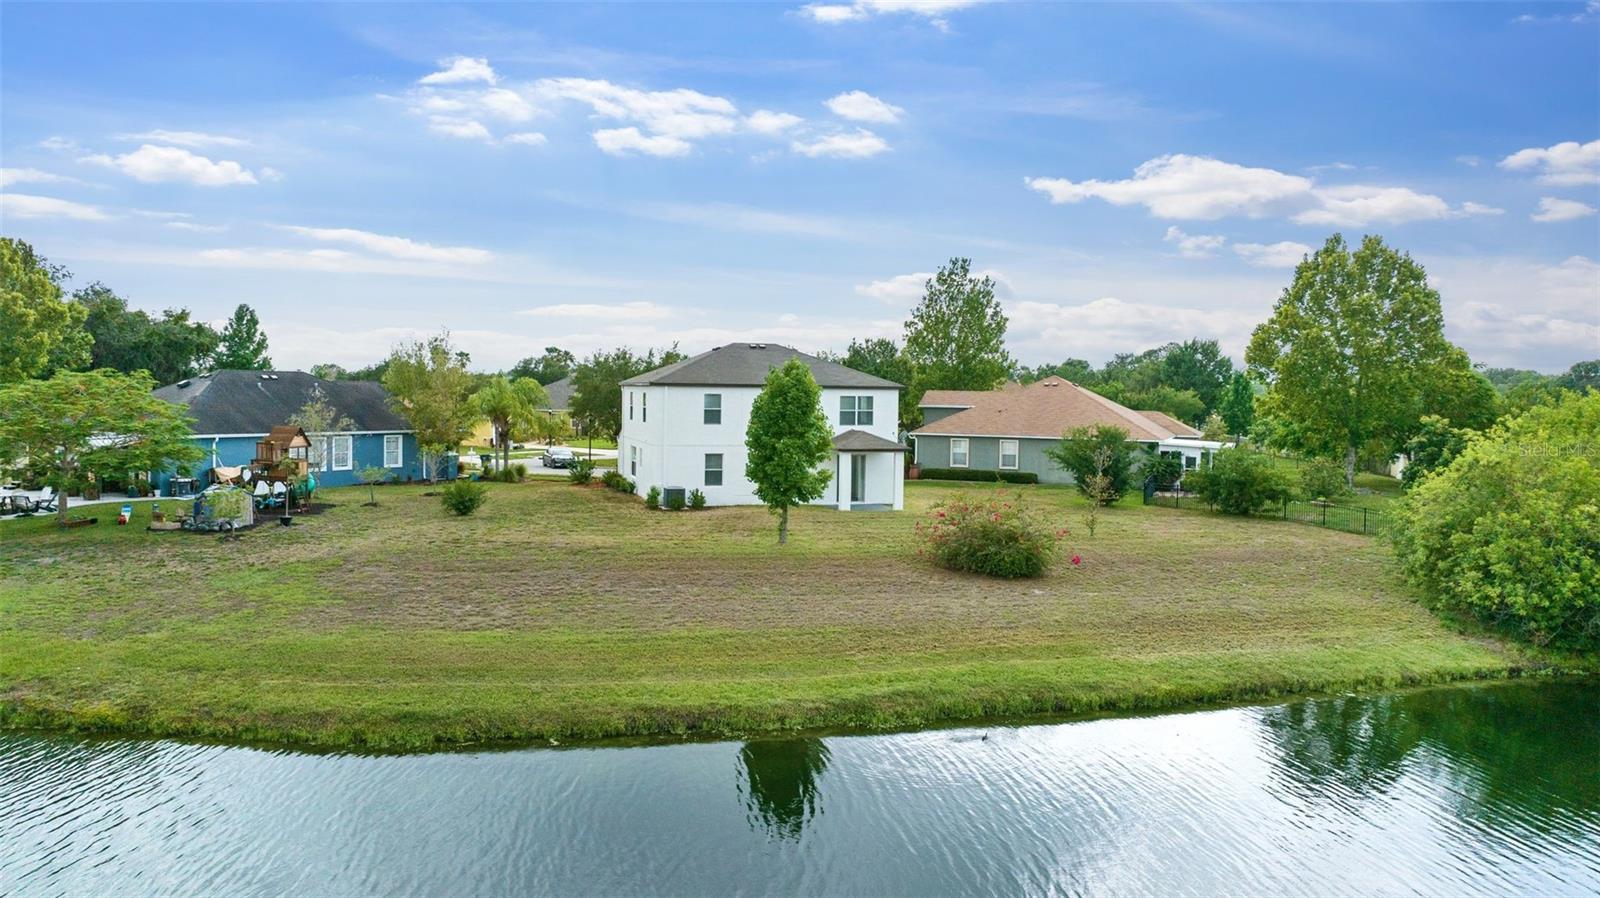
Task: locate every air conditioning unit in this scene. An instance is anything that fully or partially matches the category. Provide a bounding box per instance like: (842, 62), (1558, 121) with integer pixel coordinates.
(663, 486), (687, 508)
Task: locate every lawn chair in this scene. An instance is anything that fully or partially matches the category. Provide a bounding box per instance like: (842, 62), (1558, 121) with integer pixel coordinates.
(33, 486), (57, 512)
(252, 480), (273, 509)
(271, 481), (287, 508)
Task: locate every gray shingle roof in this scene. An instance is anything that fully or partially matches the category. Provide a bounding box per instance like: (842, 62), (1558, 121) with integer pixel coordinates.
(832, 429), (908, 452)
(540, 375), (575, 411)
(153, 370), (412, 435)
(621, 343), (902, 389)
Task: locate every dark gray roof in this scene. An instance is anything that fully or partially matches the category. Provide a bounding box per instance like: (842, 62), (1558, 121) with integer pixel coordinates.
(832, 429), (908, 452)
(621, 343), (901, 389)
(153, 370), (412, 435)
(540, 375), (574, 411)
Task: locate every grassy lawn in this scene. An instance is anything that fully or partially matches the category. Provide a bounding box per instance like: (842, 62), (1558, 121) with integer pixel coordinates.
(0, 480), (1552, 751)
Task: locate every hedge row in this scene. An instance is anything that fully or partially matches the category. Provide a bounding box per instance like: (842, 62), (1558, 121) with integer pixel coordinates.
(915, 467), (1040, 484)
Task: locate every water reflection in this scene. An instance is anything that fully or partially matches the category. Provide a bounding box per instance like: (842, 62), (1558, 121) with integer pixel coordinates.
(737, 739), (830, 839)
(2, 680), (1596, 897)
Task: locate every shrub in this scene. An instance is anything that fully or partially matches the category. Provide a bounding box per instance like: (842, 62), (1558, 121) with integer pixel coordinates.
(1045, 426), (1135, 505)
(600, 469), (623, 489)
(1184, 448), (1297, 515)
(567, 459), (595, 485)
(916, 491), (1067, 578)
(665, 489), (686, 511)
(510, 462), (529, 482)
(688, 488), (707, 509)
(1297, 457), (1351, 501)
(917, 467), (1039, 484)
(440, 479), (488, 516)
(1400, 415), (1470, 489)
(645, 485), (661, 509)
(1140, 452), (1182, 491)
(1390, 394), (1599, 651)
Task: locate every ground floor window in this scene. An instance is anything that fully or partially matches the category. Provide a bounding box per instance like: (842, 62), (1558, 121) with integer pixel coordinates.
(630, 445), (638, 476)
(705, 453), (723, 486)
(1184, 454), (1198, 470)
(332, 434), (353, 471)
(999, 439), (1019, 469)
(383, 434), (402, 468)
(950, 438), (969, 467)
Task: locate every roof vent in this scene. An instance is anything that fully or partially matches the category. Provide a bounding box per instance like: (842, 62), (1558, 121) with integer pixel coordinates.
(261, 374), (271, 380)
(1042, 380), (1058, 387)
(176, 379), (191, 388)
(749, 343), (766, 349)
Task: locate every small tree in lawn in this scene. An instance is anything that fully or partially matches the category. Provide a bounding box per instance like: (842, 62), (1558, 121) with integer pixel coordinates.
(1080, 444), (1117, 537)
(1045, 425), (1134, 506)
(383, 332), (479, 480)
(0, 369), (202, 525)
(358, 465), (389, 505)
(745, 359), (834, 545)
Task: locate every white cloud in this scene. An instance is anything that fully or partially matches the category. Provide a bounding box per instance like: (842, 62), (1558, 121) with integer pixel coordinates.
(166, 220), (228, 233)
(791, 128), (890, 158)
(632, 202), (848, 237)
(38, 136), (79, 152)
(504, 132), (549, 146)
(1163, 225), (1226, 258)
(1232, 240), (1312, 268)
(1531, 196), (1598, 222)
(115, 129), (250, 148)
(799, 0), (987, 29)
(825, 90), (904, 124)
(1425, 254), (1600, 368)
(746, 110), (804, 135)
(855, 267), (1010, 305)
(1456, 154), (1483, 167)
(1027, 153), (1499, 226)
(593, 127), (692, 157)
(82, 144), (259, 186)
(1499, 139), (1600, 186)
(518, 301), (675, 321)
(281, 225), (493, 263)
(0, 193), (112, 221)
(0, 167), (78, 188)
(419, 57), (498, 86)
(428, 117), (494, 141)
(1008, 296), (1258, 361)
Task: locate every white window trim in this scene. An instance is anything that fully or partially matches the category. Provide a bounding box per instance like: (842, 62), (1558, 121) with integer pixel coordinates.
(383, 434), (403, 468)
(950, 438), (970, 468)
(999, 439), (1019, 470)
(839, 394), (875, 427)
(331, 434), (354, 471)
(704, 393), (721, 425)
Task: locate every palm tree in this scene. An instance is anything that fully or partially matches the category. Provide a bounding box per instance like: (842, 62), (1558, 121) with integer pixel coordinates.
(470, 376), (547, 473)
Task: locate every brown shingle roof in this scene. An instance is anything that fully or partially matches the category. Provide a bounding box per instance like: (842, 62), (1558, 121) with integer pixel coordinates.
(832, 429), (908, 452)
(1136, 410), (1202, 438)
(910, 377), (1175, 442)
(919, 382), (1022, 407)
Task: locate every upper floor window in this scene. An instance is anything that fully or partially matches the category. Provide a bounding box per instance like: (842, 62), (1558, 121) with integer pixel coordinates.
(641, 391), (647, 423)
(704, 393), (721, 425)
(840, 395), (874, 427)
(628, 391), (634, 421)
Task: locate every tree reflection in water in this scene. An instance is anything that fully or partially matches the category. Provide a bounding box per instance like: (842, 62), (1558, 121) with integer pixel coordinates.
(737, 739), (831, 840)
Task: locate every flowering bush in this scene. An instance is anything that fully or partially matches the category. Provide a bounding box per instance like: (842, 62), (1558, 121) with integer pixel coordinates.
(915, 491), (1068, 578)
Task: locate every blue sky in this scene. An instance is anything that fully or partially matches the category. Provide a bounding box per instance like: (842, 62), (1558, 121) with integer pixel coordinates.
(2, 1), (1596, 373)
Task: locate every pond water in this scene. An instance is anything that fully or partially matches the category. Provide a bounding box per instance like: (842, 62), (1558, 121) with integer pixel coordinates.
(2, 680), (1596, 897)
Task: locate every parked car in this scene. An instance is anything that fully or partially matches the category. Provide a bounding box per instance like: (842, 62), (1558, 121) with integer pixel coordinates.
(543, 446), (576, 468)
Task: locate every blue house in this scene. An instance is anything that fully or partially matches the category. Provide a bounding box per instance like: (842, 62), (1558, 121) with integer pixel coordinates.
(151, 370), (451, 494)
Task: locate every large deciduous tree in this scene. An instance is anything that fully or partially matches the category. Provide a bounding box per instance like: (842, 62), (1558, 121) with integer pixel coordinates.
(0, 370), (202, 524)
(1159, 338), (1235, 419)
(1219, 372), (1256, 438)
(75, 283), (219, 384)
(471, 376), (548, 471)
(508, 346), (577, 385)
(745, 359), (834, 545)
(382, 332), (478, 480)
(212, 303), (272, 370)
(568, 345), (687, 441)
(1246, 234), (1459, 487)
(902, 257), (1013, 396)
(0, 238), (90, 383)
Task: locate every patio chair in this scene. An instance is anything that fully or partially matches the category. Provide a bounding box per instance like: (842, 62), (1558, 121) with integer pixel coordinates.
(252, 480), (272, 509)
(271, 481), (287, 508)
(33, 486), (57, 512)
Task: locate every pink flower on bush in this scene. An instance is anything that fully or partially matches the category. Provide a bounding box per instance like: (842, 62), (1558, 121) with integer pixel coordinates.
(1071, 554), (1082, 566)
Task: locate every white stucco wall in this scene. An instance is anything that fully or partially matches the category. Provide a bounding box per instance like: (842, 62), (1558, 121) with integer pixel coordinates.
(618, 384), (902, 509)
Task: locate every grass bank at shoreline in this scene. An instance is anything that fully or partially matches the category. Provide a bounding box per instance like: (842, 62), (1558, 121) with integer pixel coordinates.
(0, 481), (1570, 751)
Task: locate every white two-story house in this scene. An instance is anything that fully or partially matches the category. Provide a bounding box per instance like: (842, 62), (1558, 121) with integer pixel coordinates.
(618, 343), (906, 510)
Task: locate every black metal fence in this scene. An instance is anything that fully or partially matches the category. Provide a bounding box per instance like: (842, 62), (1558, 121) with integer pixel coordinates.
(1143, 485), (1390, 536)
